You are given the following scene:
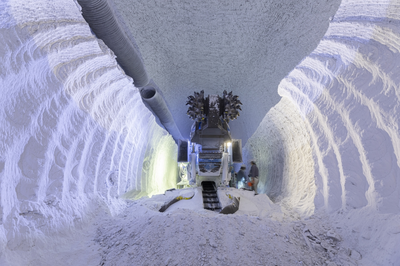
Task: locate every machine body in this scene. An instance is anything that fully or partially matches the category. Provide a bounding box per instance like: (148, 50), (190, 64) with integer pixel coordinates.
(177, 91), (243, 187)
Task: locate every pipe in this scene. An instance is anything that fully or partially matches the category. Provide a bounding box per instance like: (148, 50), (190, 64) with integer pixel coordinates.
(141, 86), (183, 143)
(77, 0), (149, 87)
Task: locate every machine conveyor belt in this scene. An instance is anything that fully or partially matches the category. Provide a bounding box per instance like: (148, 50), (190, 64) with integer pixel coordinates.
(201, 181), (222, 211)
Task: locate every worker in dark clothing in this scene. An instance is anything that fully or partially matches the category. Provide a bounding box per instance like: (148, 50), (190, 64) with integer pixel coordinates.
(248, 161), (259, 195)
(236, 165), (246, 188)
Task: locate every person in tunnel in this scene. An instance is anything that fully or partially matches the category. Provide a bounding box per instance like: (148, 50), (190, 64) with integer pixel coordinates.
(236, 165), (247, 188)
(249, 161), (259, 195)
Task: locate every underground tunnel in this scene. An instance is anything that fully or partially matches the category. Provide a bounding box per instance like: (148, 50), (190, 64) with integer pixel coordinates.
(1, 0), (400, 265)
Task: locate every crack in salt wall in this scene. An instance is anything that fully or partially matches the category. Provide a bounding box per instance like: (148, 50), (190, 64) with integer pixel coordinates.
(0, 0), (177, 248)
(251, 0), (400, 215)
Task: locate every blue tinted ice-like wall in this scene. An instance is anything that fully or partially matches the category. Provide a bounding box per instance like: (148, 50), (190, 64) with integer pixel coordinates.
(0, 0), (177, 247)
(246, 0), (400, 217)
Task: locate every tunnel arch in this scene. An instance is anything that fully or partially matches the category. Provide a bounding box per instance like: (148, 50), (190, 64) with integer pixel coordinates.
(1, 0), (400, 264)
(244, 0), (400, 216)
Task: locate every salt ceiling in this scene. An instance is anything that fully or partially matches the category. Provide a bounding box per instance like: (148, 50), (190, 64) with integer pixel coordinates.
(110, 0), (341, 142)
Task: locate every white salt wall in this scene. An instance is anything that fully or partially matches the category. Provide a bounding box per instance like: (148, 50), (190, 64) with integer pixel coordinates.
(247, 0), (400, 215)
(244, 97), (315, 216)
(245, 0), (400, 262)
(0, 0), (177, 250)
(2, 0), (400, 264)
(288, 0), (400, 214)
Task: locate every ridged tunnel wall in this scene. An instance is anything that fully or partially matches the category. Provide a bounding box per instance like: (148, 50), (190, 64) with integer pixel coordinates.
(243, 0), (400, 261)
(245, 0), (400, 215)
(0, 0), (178, 249)
(1, 0), (400, 263)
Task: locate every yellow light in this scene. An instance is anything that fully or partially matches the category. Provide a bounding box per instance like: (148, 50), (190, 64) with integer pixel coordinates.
(227, 142), (232, 146)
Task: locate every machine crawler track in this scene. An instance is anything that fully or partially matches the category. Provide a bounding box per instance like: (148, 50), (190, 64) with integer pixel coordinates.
(201, 181), (221, 211)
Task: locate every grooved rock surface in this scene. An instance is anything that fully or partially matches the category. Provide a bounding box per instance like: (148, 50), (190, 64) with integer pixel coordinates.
(0, 0), (177, 255)
(2, 0), (400, 265)
(244, 0), (400, 264)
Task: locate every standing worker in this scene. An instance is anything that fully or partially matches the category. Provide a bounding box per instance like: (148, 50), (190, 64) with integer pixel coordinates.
(236, 165), (246, 188)
(249, 161), (259, 195)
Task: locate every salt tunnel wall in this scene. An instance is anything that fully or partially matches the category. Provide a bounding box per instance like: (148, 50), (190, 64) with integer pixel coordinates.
(245, 0), (400, 216)
(0, 0), (178, 247)
(1, 0), (400, 256)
